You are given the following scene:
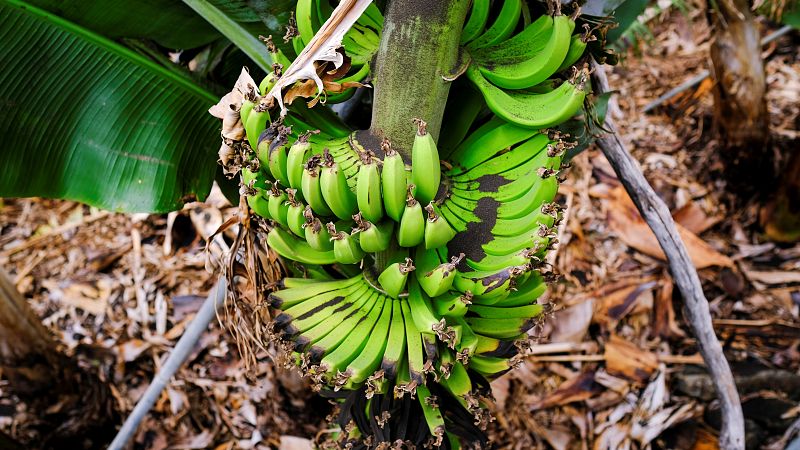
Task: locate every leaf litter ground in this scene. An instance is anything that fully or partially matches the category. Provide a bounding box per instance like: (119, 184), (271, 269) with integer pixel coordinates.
(1, 9), (799, 450)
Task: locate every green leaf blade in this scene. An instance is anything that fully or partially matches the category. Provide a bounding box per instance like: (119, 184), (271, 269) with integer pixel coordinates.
(0, 0), (221, 213)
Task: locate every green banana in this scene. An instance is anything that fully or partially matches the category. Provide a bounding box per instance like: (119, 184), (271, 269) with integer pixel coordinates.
(326, 222), (365, 264)
(267, 183), (289, 227)
(354, 214), (394, 253)
(446, 118), (539, 171)
(309, 290), (381, 363)
(416, 383), (446, 445)
(343, 296), (394, 388)
(355, 151), (384, 222)
(410, 119), (440, 204)
(320, 294), (387, 385)
(424, 203), (457, 249)
(468, 0), (522, 49)
(400, 298), (426, 385)
(268, 275), (362, 308)
(289, 286), (374, 355)
(381, 142), (408, 222)
(377, 258), (415, 298)
(286, 133), (314, 190)
(303, 213), (334, 251)
(397, 186), (424, 247)
(432, 291), (471, 318)
(469, 302), (543, 319)
(467, 65), (589, 129)
(246, 192), (271, 219)
(286, 189), (306, 236)
(556, 32), (588, 73)
(469, 15), (565, 87)
(267, 227), (336, 266)
(469, 355), (514, 378)
(461, 0), (490, 44)
(320, 150), (358, 220)
(300, 155), (334, 217)
(465, 316), (535, 339)
(380, 298), (407, 379)
(245, 105), (271, 151)
(415, 247), (462, 298)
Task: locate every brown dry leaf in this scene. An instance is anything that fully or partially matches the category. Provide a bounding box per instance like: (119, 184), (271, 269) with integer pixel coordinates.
(117, 339), (152, 363)
(279, 436), (313, 450)
(652, 277), (686, 339)
(692, 428), (720, 450)
(673, 200), (721, 234)
(606, 186), (735, 269)
(42, 279), (109, 315)
(603, 335), (659, 383)
(549, 299), (595, 343)
(744, 269), (800, 285)
(539, 425), (573, 450)
(529, 371), (602, 410)
(593, 280), (657, 326)
(594, 422), (631, 450)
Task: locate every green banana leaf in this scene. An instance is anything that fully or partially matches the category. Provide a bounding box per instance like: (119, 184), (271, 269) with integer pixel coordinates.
(0, 0), (221, 213)
(24, 0), (295, 51)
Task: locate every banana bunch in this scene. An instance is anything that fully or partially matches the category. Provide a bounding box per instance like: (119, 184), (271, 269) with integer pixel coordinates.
(211, 1), (602, 448)
(462, 0), (591, 129)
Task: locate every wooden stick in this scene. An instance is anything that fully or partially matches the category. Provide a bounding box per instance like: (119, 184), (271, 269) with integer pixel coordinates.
(591, 60), (744, 450)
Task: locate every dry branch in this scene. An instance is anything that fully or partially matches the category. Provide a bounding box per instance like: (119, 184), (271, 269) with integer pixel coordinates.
(591, 60), (745, 450)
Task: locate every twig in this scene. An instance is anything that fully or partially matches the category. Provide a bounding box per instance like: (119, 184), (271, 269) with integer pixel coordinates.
(107, 277), (227, 450)
(642, 25), (793, 112)
(591, 60), (745, 450)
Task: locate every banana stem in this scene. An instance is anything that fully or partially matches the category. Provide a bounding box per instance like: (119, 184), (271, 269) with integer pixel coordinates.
(368, 0), (470, 159)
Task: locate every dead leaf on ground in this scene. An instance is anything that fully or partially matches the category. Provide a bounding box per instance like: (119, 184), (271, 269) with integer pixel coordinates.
(548, 299), (595, 343)
(529, 371), (602, 410)
(605, 186), (735, 269)
(593, 280), (657, 327)
(744, 269), (800, 285)
(604, 335), (659, 383)
(652, 277), (686, 339)
(673, 200), (721, 235)
(279, 435), (313, 450)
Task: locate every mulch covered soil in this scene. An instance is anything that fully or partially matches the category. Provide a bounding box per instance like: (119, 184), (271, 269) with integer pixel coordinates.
(1, 9), (799, 450)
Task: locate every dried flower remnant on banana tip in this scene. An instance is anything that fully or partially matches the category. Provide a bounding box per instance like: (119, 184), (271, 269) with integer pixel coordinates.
(268, 0), (374, 115)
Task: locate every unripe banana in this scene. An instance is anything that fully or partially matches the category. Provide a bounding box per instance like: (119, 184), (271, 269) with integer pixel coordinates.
(417, 254), (464, 298)
(258, 72), (277, 97)
(381, 140), (407, 222)
(397, 185), (425, 247)
(424, 203), (457, 249)
(240, 100), (255, 129)
(286, 132), (315, 190)
(267, 183), (289, 227)
(326, 222), (365, 264)
(353, 213), (394, 253)
(377, 258), (415, 298)
(246, 193), (271, 219)
(320, 150), (358, 220)
(410, 119), (440, 205)
(286, 189), (306, 236)
(300, 155), (334, 216)
(265, 125), (291, 184)
(245, 105), (271, 151)
(303, 213), (333, 251)
(356, 151), (384, 222)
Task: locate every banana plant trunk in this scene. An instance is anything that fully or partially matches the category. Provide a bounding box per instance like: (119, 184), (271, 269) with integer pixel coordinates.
(708, 0), (771, 191)
(369, 0), (470, 157)
(0, 269), (118, 448)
